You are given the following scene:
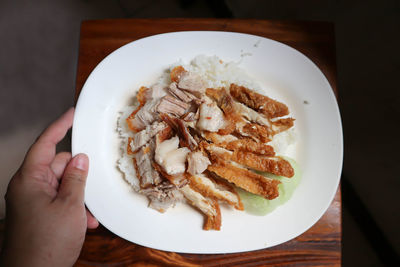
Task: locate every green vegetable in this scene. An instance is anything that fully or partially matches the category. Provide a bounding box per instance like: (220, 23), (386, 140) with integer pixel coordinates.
(236, 157), (301, 216)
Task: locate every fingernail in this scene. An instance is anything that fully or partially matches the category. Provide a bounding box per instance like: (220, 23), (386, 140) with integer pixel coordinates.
(73, 153), (88, 171)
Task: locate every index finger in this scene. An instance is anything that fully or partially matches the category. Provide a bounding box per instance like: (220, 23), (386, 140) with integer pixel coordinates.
(24, 107), (74, 168)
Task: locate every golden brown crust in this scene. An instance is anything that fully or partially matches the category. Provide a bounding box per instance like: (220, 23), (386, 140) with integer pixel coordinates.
(230, 84), (289, 118)
(206, 88), (244, 135)
(203, 200), (221, 231)
(241, 123), (272, 143)
(225, 139), (275, 156)
(186, 174), (243, 210)
(207, 156), (280, 200)
(272, 117), (295, 134)
(232, 151), (294, 178)
(170, 66), (187, 83)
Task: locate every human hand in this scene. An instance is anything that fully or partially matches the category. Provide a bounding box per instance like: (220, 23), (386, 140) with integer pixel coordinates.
(0, 107), (98, 267)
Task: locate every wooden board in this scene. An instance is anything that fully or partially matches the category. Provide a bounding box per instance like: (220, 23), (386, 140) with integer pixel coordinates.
(74, 18), (341, 266)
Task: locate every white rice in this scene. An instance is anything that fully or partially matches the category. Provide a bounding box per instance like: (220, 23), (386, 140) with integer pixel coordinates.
(117, 55), (296, 191)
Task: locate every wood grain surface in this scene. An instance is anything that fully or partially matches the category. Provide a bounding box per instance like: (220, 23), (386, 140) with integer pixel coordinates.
(74, 18), (341, 266)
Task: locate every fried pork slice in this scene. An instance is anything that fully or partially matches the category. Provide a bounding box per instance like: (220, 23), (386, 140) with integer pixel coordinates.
(207, 156), (280, 200)
(187, 151), (211, 175)
(177, 71), (206, 97)
(140, 182), (183, 213)
(205, 88), (244, 135)
(232, 151), (294, 178)
(155, 136), (190, 175)
(272, 117), (295, 134)
(234, 101), (272, 128)
(202, 132), (275, 156)
(196, 102), (225, 132)
(230, 84), (289, 118)
(206, 143), (293, 178)
(157, 95), (189, 117)
(241, 123), (272, 143)
(128, 121), (167, 153)
(187, 173), (243, 210)
(133, 143), (162, 188)
(180, 185), (222, 230)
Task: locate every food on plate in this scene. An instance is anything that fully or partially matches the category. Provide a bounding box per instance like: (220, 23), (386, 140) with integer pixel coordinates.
(118, 56), (299, 230)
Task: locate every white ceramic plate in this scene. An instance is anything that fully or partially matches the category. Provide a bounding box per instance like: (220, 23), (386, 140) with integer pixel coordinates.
(72, 31), (343, 254)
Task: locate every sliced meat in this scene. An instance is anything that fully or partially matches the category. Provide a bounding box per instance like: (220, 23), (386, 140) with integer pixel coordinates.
(187, 151), (211, 175)
(140, 182), (183, 213)
(167, 82), (193, 103)
(177, 72), (206, 97)
(230, 84), (289, 118)
(129, 121), (167, 153)
(272, 117), (295, 134)
(155, 136), (190, 175)
(206, 156), (280, 200)
(204, 144), (281, 199)
(225, 139), (275, 156)
(145, 83), (167, 101)
(160, 114), (198, 150)
(232, 151), (294, 177)
(234, 101), (272, 128)
(205, 88), (244, 135)
(157, 95), (189, 117)
(241, 123), (272, 143)
(126, 99), (160, 132)
(187, 173), (243, 210)
(180, 185), (222, 230)
(133, 143), (162, 188)
(196, 102), (226, 132)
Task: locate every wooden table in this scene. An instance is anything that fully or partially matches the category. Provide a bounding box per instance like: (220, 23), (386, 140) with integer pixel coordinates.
(75, 18), (341, 266)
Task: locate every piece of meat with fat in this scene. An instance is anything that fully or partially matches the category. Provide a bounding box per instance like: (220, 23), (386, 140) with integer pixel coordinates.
(230, 84), (289, 118)
(205, 88), (244, 135)
(155, 136), (190, 175)
(170, 66), (186, 83)
(180, 185), (222, 230)
(128, 121), (167, 153)
(168, 82), (198, 103)
(132, 143), (162, 188)
(177, 71), (206, 97)
(186, 173), (243, 210)
(187, 151), (211, 175)
(160, 113), (198, 150)
(140, 182), (183, 213)
(157, 95), (189, 117)
(196, 102), (225, 132)
(201, 132), (275, 156)
(126, 99), (160, 132)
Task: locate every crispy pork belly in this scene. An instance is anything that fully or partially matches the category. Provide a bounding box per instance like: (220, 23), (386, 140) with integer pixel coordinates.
(133, 143), (162, 188)
(205, 88), (244, 135)
(157, 95), (189, 117)
(206, 156), (280, 200)
(232, 151), (294, 177)
(187, 151), (211, 175)
(155, 136), (190, 175)
(229, 84), (289, 118)
(196, 102), (225, 132)
(272, 117), (295, 134)
(202, 132), (275, 156)
(177, 71), (206, 97)
(160, 114), (198, 150)
(128, 121), (167, 153)
(234, 101), (272, 127)
(241, 123), (272, 143)
(180, 185), (221, 230)
(204, 144), (281, 199)
(140, 182), (183, 213)
(187, 173), (243, 210)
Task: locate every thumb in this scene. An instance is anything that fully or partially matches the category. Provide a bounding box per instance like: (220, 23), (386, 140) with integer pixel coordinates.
(57, 153), (89, 204)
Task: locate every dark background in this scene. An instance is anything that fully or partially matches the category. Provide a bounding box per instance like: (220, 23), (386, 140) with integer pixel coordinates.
(0, 0), (399, 265)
